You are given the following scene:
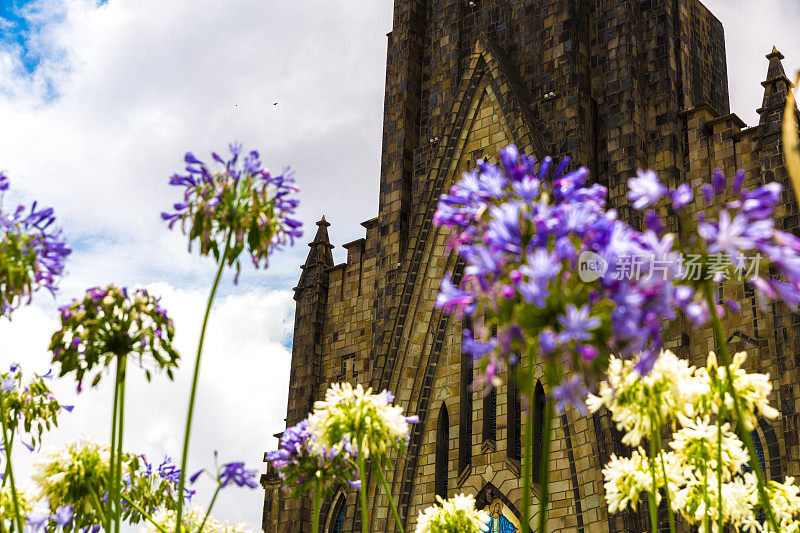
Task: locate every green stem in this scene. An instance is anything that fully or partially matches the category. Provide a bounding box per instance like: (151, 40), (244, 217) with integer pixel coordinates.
(375, 457), (404, 533)
(716, 410), (723, 533)
(358, 452), (368, 533)
(702, 463), (710, 533)
(196, 485), (221, 533)
(0, 395), (24, 533)
(0, 517), (8, 533)
(653, 421), (676, 533)
(108, 356), (122, 533)
(174, 233), (232, 533)
(647, 433), (659, 533)
(121, 495), (170, 533)
(312, 481), (321, 533)
(522, 365), (533, 530)
(702, 282), (778, 532)
(114, 357), (128, 533)
(89, 487), (108, 526)
(536, 363), (555, 533)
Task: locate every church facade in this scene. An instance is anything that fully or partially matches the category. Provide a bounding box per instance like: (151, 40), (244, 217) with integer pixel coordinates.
(261, 1), (799, 531)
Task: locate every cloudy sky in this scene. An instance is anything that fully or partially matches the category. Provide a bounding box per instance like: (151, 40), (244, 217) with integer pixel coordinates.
(0, 0), (797, 528)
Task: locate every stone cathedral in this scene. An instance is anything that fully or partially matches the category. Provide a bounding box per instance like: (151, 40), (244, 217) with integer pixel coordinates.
(261, 0), (799, 531)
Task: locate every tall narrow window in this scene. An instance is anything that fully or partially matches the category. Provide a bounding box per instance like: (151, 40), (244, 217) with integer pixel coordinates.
(435, 403), (449, 499)
(507, 357), (521, 461)
(483, 386), (496, 442)
(459, 317), (473, 472)
(483, 325), (497, 443)
(532, 380), (546, 483)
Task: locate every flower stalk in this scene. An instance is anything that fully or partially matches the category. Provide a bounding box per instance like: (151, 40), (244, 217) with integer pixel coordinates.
(113, 356), (128, 533)
(0, 395), (24, 533)
(536, 362), (556, 533)
(312, 481), (321, 533)
(174, 232), (232, 532)
(702, 281), (778, 531)
(358, 452), (368, 533)
(375, 457), (404, 533)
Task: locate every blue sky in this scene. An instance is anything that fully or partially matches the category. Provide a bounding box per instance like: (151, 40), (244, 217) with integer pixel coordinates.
(0, 0), (798, 529)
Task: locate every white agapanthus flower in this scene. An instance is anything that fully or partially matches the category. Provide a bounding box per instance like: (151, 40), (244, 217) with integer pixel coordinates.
(31, 437), (128, 515)
(703, 351), (779, 430)
(602, 448), (664, 513)
(669, 416), (749, 482)
(0, 481), (37, 518)
(141, 503), (252, 533)
(415, 493), (490, 533)
(594, 349), (800, 533)
(587, 349), (700, 446)
(308, 383), (418, 459)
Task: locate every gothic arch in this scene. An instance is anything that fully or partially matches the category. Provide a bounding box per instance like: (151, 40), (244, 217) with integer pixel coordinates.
(756, 417), (783, 481)
(370, 34), (548, 527)
(322, 488), (347, 533)
(474, 482), (527, 533)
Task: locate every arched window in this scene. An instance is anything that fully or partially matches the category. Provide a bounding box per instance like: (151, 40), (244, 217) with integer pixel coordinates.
(436, 403), (449, 499)
(328, 493), (346, 533)
(507, 357), (521, 462)
(532, 380), (546, 484)
(459, 318), (473, 473)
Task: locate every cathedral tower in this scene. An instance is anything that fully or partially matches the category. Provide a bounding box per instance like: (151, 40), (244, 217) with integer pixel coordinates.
(262, 1), (799, 531)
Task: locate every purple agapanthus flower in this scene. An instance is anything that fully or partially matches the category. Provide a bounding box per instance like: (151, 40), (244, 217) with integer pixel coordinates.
(627, 169), (667, 209)
(557, 304), (601, 344)
(268, 419), (357, 496)
(26, 511), (50, 530)
(552, 375), (589, 415)
(0, 176), (71, 317)
(435, 274), (475, 315)
(219, 461), (259, 489)
(698, 210), (754, 259)
(53, 505), (74, 526)
(671, 183), (693, 210)
(162, 143), (302, 277)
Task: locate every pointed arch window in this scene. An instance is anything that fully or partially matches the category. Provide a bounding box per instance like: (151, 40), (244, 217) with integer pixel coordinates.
(507, 356), (521, 462)
(436, 403), (449, 499)
(328, 493), (346, 533)
(532, 380), (546, 484)
(459, 317), (473, 472)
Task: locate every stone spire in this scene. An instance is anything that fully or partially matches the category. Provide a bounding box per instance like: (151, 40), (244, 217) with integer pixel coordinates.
(757, 46), (794, 137)
(295, 216), (333, 298)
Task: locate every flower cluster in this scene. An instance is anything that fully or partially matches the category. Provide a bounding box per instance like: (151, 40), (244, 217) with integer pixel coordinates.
(32, 438), (131, 529)
(141, 503), (252, 533)
(49, 285), (179, 391)
(1, 364), (72, 450)
(267, 419), (358, 498)
(25, 504), (78, 532)
(632, 168), (800, 317)
(161, 143), (302, 276)
(123, 455), (192, 523)
(414, 493), (490, 533)
(1, 482), (36, 523)
(0, 173), (70, 318)
(593, 350), (799, 532)
(434, 146), (686, 404)
(308, 383), (419, 461)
